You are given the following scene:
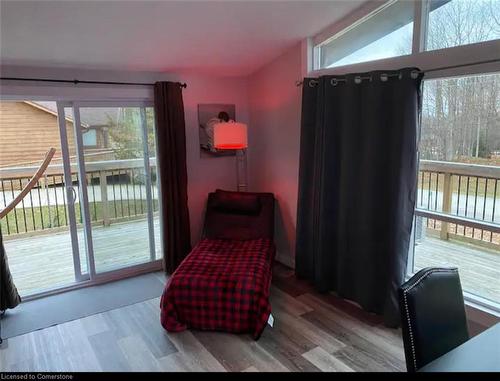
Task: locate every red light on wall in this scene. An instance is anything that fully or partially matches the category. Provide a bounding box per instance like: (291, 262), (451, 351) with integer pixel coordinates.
(214, 122), (247, 150)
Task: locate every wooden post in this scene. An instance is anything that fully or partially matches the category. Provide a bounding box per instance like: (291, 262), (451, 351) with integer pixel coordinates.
(440, 173), (452, 240)
(43, 174), (52, 227)
(99, 170), (110, 226)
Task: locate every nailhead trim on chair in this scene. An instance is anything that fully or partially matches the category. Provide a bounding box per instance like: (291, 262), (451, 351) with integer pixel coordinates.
(401, 267), (458, 371)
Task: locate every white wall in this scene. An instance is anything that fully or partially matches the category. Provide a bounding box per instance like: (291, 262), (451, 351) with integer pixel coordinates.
(247, 43), (303, 267)
(0, 65), (249, 244)
(180, 74), (249, 242)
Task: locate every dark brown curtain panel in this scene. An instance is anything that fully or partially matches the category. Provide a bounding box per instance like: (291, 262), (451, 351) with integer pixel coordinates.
(154, 82), (191, 274)
(295, 68), (423, 327)
(1, 228), (21, 311)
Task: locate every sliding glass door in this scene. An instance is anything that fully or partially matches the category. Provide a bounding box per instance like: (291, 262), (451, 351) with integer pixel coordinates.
(0, 100), (161, 298)
(68, 103), (160, 275)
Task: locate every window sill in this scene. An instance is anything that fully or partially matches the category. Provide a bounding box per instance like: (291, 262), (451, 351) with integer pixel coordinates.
(463, 292), (500, 319)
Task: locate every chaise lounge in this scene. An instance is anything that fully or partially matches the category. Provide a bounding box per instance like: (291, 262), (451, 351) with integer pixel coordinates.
(160, 189), (275, 339)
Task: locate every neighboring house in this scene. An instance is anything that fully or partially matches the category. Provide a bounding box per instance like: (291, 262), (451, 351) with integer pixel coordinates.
(0, 101), (116, 168)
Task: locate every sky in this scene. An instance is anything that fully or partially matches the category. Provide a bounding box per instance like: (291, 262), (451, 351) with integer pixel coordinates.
(327, 21), (413, 68)
(326, 0), (500, 69)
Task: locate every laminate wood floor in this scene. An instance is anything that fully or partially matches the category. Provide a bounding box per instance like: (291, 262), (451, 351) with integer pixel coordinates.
(0, 264), (406, 372)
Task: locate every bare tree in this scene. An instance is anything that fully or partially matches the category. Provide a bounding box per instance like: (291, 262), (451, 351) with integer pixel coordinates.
(418, 0), (500, 163)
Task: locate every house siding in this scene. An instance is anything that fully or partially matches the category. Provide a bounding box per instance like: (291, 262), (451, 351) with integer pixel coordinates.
(0, 101), (77, 168)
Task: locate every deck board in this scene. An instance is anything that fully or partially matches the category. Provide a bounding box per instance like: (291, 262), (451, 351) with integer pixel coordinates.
(4, 218), (161, 296)
(414, 237), (500, 304)
(4, 221), (499, 305)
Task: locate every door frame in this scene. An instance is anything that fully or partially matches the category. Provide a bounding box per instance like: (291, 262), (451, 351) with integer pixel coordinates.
(56, 102), (88, 282)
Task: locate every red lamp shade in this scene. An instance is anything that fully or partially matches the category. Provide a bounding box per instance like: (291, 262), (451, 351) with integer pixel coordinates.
(214, 122), (248, 150)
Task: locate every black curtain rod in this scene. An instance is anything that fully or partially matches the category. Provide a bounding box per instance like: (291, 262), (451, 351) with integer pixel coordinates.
(0, 77), (187, 88)
(296, 58), (500, 86)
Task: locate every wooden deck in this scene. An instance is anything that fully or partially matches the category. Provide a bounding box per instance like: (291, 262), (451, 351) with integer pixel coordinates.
(414, 236), (500, 305)
(4, 221), (499, 305)
(4, 218), (161, 297)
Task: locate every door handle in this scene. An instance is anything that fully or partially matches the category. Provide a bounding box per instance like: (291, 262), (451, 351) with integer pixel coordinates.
(67, 186), (78, 203)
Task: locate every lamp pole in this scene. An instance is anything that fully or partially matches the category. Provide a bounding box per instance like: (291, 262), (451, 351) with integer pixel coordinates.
(213, 121), (248, 192)
(236, 149), (248, 192)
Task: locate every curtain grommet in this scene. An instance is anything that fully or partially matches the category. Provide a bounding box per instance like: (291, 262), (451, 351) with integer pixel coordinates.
(410, 70), (420, 79)
(380, 74), (388, 82)
(330, 78), (338, 86)
(308, 80), (318, 88)
(354, 76), (362, 84)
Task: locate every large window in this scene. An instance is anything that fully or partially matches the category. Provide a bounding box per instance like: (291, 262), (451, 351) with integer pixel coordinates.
(413, 73), (500, 306)
(314, 0), (500, 70)
(426, 0), (500, 51)
(316, 0), (414, 69)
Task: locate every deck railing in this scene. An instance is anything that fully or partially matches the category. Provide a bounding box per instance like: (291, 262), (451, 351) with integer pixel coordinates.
(0, 158), (158, 236)
(2, 158), (499, 248)
(416, 160), (500, 247)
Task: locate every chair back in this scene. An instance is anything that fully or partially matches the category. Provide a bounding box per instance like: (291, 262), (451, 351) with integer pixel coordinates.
(398, 267), (469, 372)
(203, 189), (275, 241)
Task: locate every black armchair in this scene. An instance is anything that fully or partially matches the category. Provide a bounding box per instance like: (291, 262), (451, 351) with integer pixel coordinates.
(398, 267), (469, 372)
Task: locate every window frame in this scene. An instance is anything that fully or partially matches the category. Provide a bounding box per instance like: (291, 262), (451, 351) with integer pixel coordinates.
(308, 0), (500, 316)
(314, 0), (416, 70)
(311, 0), (500, 78)
(412, 72), (500, 313)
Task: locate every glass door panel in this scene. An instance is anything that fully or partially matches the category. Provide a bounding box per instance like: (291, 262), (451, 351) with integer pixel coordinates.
(146, 106), (162, 260)
(75, 105), (156, 273)
(0, 100), (85, 296)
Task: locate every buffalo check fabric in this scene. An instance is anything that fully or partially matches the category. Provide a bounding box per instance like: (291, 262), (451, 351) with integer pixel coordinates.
(160, 238), (275, 339)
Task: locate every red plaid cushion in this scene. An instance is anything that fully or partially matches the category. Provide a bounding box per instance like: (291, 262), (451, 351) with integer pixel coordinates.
(160, 238), (275, 339)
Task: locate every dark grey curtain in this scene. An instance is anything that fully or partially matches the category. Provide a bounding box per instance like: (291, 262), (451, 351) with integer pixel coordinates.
(295, 68), (423, 326)
(154, 82), (191, 275)
(1, 228), (21, 311)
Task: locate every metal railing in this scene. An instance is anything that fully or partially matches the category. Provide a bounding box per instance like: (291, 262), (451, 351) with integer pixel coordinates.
(0, 158), (158, 237)
(416, 160), (500, 247)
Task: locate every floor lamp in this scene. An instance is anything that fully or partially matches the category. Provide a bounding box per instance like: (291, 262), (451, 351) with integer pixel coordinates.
(214, 122), (248, 192)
